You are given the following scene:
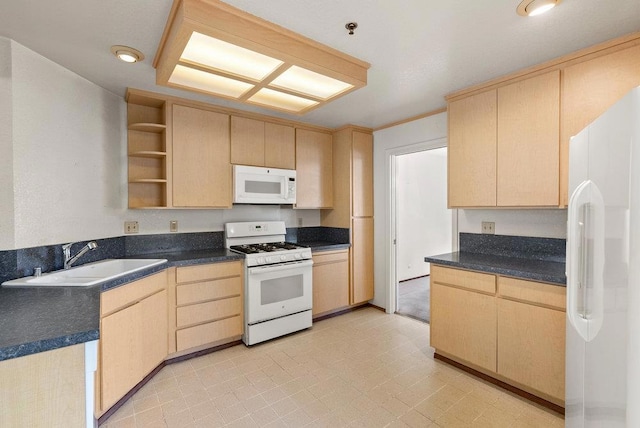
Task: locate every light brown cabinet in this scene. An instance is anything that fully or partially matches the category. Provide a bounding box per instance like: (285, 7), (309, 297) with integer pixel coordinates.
(126, 92), (170, 208)
(447, 36), (640, 208)
(295, 129), (333, 208)
(448, 90), (497, 208)
(172, 261), (243, 353)
(560, 43), (640, 206)
(312, 249), (349, 316)
(430, 265), (566, 406)
(99, 272), (168, 413)
(448, 71), (560, 208)
(430, 266), (497, 372)
(0, 344), (86, 427)
(497, 277), (566, 403)
(497, 71), (560, 206)
(172, 105), (231, 208)
(231, 116), (296, 169)
(321, 127), (374, 305)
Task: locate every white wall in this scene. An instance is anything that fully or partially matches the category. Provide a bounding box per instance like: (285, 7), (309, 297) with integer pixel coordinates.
(2, 39), (319, 251)
(396, 148), (451, 280)
(0, 39), (14, 250)
(373, 113), (448, 308)
(458, 209), (567, 239)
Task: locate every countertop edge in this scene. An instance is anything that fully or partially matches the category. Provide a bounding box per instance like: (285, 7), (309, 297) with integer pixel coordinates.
(425, 256), (566, 287)
(0, 329), (99, 362)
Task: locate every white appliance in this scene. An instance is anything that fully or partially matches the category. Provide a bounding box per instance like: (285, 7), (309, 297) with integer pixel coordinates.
(225, 221), (312, 345)
(566, 86), (640, 427)
(233, 165), (296, 204)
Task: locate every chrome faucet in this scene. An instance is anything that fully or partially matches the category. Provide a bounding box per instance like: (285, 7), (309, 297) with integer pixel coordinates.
(62, 241), (98, 269)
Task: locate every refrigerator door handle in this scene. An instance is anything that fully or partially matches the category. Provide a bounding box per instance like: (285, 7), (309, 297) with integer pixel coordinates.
(567, 179), (605, 342)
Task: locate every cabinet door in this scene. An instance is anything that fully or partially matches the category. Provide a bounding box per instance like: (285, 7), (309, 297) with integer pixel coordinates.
(312, 251), (349, 315)
(231, 116), (265, 166)
(172, 105), (231, 207)
(295, 129), (333, 208)
(351, 217), (374, 304)
(430, 283), (497, 372)
(264, 123), (295, 169)
(497, 71), (560, 206)
(448, 90), (497, 207)
(560, 44), (640, 206)
(352, 131), (373, 217)
(101, 290), (167, 410)
(497, 298), (565, 401)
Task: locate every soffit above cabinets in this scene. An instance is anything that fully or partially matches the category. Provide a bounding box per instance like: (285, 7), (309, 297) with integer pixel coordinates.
(153, 0), (370, 115)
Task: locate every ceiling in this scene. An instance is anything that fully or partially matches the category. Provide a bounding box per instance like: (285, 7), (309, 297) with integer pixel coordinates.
(1, 0), (639, 129)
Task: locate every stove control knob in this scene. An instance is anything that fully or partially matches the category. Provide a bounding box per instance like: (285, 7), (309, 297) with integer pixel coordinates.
(258, 257), (266, 264)
(281, 255), (287, 261)
(295, 254), (302, 259)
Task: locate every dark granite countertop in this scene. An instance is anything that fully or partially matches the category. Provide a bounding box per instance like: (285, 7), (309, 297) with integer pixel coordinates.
(298, 241), (351, 252)
(425, 251), (566, 286)
(0, 250), (242, 362)
(0, 285), (100, 361)
(0, 238), (352, 361)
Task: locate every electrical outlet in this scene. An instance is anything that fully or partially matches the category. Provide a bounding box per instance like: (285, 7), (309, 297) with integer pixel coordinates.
(297, 218), (303, 227)
(170, 220), (178, 233)
(124, 221), (139, 234)
(482, 221), (495, 234)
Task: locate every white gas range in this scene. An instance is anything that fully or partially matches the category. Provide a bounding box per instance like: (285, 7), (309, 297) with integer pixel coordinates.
(225, 221), (313, 345)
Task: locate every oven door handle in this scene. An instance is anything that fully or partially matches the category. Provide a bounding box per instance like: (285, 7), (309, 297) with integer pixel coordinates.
(248, 259), (313, 274)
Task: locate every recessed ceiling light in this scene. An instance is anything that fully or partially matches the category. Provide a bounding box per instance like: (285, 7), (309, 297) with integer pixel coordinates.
(110, 45), (145, 63)
(517, 0), (561, 16)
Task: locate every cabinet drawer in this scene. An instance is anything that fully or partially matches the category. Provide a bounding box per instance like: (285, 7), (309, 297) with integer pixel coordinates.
(176, 296), (242, 328)
(101, 271), (166, 316)
(175, 261), (242, 284)
(431, 265), (496, 295)
(498, 277), (566, 310)
(176, 277), (241, 305)
(176, 315), (242, 351)
(313, 250), (349, 265)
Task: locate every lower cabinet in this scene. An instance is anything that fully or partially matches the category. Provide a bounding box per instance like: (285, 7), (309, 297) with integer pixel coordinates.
(430, 266), (497, 372)
(312, 249), (349, 316)
(497, 277), (566, 402)
(99, 272), (168, 412)
(0, 344), (87, 427)
(173, 261), (243, 353)
(351, 217), (374, 304)
(430, 265), (566, 406)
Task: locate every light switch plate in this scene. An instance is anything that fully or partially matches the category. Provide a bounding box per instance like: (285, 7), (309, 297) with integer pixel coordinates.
(124, 221), (139, 234)
(170, 220), (178, 233)
(482, 221), (495, 234)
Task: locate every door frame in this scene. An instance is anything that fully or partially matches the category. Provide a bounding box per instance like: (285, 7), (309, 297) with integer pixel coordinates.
(385, 138), (458, 314)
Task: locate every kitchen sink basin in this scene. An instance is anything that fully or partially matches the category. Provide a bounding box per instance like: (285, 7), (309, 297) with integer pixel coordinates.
(1, 259), (167, 288)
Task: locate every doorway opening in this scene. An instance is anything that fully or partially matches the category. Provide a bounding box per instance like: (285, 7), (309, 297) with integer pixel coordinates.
(387, 142), (455, 321)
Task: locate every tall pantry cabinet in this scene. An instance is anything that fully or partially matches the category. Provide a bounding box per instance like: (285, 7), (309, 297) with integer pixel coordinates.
(322, 127), (374, 305)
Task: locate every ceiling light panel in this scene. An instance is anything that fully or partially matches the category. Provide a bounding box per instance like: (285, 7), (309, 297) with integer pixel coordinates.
(154, 0), (370, 115)
(181, 32), (283, 81)
(248, 88), (319, 113)
(270, 66), (354, 100)
(169, 65), (254, 98)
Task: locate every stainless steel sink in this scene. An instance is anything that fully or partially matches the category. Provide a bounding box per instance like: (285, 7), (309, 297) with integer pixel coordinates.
(2, 259), (167, 287)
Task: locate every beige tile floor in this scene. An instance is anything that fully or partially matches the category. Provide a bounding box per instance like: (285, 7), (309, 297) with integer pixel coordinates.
(101, 307), (565, 428)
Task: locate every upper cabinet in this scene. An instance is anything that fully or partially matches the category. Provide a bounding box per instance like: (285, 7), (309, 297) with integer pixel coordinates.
(497, 71), (560, 207)
(448, 90), (497, 207)
(448, 71), (559, 208)
(352, 132), (374, 217)
(447, 35), (640, 208)
(295, 129), (333, 209)
(172, 105), (232, 208)
(230, 116), (295, 169)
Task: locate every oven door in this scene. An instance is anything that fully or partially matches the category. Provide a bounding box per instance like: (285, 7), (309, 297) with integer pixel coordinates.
(246, 259), (312, 324)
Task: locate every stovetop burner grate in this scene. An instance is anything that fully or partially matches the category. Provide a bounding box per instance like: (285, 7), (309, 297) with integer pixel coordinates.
(230, 242), (306, 254)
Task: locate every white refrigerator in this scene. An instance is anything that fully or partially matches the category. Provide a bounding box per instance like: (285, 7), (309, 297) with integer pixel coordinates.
(566, 86), (640, 427)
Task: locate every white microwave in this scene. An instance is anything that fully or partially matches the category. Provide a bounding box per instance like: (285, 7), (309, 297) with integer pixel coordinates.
(233, 165), (296, 204)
